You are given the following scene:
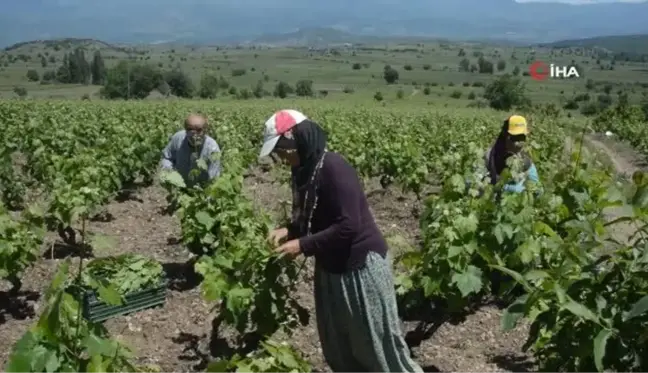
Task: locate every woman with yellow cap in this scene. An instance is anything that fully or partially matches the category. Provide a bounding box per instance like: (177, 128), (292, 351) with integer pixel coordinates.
(483, 115), (539, 192)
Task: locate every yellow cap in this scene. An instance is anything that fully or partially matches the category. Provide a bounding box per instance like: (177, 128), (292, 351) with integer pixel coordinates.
(507, 115), (528, 135)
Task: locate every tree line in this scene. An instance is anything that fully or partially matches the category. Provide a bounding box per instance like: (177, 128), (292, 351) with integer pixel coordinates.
(25, 46), (317, 99)
(27, 47), (106, 85)
(99, 60), (316, 100)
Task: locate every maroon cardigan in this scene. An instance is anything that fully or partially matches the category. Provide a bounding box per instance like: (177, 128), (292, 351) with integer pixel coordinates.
(296, 152), (388, 273)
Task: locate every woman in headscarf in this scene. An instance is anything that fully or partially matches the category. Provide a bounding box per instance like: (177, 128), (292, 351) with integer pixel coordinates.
(484, 115), (539, 193)
(259, 110), (422, 373)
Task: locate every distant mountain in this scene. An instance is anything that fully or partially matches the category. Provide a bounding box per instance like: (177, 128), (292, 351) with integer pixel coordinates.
(4, 30), (648, 58)
(249, 28), (411, 47)
(1, 0), (648, 46)
(248, 28), (527, 47)
(251, 28), (366, 46)
(540, 34), (648, 54)
(3, 38), (130, 53)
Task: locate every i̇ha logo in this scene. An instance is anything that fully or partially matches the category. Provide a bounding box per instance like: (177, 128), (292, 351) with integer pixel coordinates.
(529, 61), (580, 81)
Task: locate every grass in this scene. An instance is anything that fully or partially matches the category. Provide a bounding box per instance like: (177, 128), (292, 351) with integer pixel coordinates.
(542, 34), (648, 55)
(0, 38), (647, 111)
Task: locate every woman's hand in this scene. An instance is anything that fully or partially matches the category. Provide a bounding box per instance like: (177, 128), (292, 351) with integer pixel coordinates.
(268, 227), (289, 246)
(274, 239), (301, 259)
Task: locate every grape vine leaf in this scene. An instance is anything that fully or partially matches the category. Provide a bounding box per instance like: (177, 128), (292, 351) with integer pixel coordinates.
(593, 328), (612, 372)
(160, 170), (186, 188)
(89, 234), (116, 255)
(8, 353), (30, 372)
(501, 294), (528, 331)
(451, 265), (482, 296)
(622, 294), (648, 321)
(85, 334), (116, 356)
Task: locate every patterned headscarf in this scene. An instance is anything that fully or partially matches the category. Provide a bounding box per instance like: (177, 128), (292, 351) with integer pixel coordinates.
(279, 120), (328, 237)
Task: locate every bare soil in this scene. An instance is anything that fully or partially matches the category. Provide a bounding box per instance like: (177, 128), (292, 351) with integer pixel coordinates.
(3, 135), (644, 371)
(584, 134), (648, 177)
(582, 134), (647, 244)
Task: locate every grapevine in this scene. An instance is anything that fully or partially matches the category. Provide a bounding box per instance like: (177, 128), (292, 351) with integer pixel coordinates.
(0, 100), (647, 371)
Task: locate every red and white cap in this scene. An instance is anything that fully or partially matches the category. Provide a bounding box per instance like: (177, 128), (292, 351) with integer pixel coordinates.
(259, 109), (308, 158)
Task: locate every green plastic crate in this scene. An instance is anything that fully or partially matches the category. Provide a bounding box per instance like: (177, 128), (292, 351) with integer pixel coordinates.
(82, 279), (167, 323)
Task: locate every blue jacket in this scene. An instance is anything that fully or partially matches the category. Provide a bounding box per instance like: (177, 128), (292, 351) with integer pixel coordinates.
(484, 147), (540, 193)
(502, 163), (539, 192)
(160, 130), (221, 185)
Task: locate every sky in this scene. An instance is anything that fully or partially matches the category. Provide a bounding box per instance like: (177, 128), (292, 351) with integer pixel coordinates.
(516, 0), (646, 2)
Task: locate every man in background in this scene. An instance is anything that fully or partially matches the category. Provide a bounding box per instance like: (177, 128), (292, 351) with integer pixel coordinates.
(160, 113), (221, 186)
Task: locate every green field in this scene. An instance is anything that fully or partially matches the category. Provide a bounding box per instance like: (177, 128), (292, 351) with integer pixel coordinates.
(2, 34), (648, 372)
(1, 37), (647, 111)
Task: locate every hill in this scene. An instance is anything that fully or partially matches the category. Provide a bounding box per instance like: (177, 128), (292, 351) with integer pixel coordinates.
(0, 31), (518, 54)
(540, 34), (648, 55)
(248, 28), (450, 47)
(1, 0), (648, 46)
(250, 28), (378, 47)
(2, 38), (137, 54)
(7, 30), (645, 57)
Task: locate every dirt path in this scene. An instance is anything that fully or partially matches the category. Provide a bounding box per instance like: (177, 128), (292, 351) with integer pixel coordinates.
(584, 135), (641, 177)
(4, 133), (644, 371)
(580, 134), (647, 243)
(1, 171), (534, 372)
